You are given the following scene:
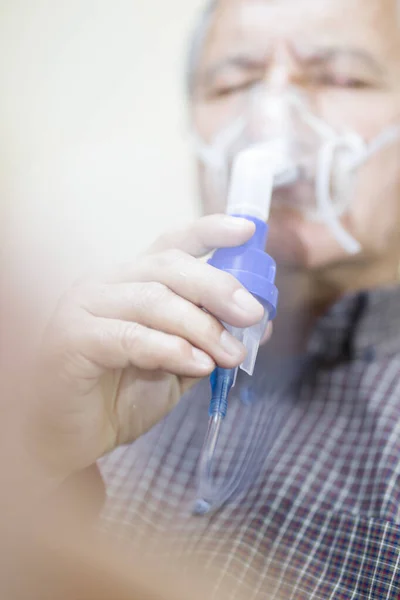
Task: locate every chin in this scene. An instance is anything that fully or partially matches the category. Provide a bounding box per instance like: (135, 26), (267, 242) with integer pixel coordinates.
(266, 208), (359, 271)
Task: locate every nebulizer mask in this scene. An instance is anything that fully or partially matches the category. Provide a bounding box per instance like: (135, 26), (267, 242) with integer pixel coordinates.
(191, 84), (400, 516)
(195, 83), (400, 254)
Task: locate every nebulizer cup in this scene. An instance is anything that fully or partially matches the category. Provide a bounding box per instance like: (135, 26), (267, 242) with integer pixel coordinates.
(193, 144), (279, 516)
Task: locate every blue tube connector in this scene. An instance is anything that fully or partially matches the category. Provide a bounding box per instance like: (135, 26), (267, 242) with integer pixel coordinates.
(208, 367), (236, 419)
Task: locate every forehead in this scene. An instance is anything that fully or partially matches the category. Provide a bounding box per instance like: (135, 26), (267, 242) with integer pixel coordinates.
(203, 0), (400, 65)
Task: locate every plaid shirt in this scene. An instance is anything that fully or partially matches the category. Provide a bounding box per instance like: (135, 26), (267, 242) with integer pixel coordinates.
(100, 285), (400, 599)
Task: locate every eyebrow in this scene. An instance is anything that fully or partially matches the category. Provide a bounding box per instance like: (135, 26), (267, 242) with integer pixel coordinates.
(199, 54), (266, 87)
(198, 46), (385, 89)
(301, 47), (385, 77)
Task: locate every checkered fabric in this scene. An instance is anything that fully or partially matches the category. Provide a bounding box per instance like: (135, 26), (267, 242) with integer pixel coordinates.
(99, 285), (400, 599)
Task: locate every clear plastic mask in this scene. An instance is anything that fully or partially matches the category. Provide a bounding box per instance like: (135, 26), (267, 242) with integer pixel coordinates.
(194, 85), (400, 255)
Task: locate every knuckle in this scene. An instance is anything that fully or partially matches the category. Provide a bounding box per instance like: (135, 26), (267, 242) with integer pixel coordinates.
(48, 298), (85, 341)
(202, 315), (223, 343)
(154, 248), (187, 269)
(94, 321), (117, 349)
(118, 321), (142, 355)
(172, 336), (193, 359)
(43, 311), (87, 370)
(202, 267), (238, 301)
(220, 270), (241, 291)
(141, 281), (169, 306)
(171, 296), (192, 323)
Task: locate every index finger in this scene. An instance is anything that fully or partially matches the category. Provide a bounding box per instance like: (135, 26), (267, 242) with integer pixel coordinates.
(78, 215), (256, 287)
(145, 214), (255, 258)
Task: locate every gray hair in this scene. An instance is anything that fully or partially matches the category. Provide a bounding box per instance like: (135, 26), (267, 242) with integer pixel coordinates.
(186, 1), (217, 96)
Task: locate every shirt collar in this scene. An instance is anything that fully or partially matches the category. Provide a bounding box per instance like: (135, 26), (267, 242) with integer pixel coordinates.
(307, 284), (400, 364)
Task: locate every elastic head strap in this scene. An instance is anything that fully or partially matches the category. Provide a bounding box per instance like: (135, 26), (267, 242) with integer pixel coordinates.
(316, 138), (361, 255)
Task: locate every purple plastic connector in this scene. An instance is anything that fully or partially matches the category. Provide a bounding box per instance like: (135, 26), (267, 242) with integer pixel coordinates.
(208, 215), (278, 319)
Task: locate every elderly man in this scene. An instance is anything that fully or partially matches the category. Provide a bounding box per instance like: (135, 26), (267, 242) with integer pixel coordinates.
(20, 0), (400, 599)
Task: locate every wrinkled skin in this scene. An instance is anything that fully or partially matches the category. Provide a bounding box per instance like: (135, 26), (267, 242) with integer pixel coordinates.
(30, 215), (266, 480)
(193, 0), (400, 274)
(19, 0), (400, 490)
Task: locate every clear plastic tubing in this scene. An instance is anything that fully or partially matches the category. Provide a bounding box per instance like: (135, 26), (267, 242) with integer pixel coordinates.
(193, 145), (280, 516)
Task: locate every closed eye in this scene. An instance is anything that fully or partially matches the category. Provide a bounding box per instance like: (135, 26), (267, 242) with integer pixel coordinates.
(314, 73), (371, 89)
(211, 79), (259, 98)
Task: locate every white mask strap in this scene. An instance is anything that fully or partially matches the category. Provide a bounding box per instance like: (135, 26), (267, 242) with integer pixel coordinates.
(347, 124), (400, 171)
(192, 135), (224, 170)
(316, 139), (361, 255)
(288, 92), (338, 139)
(191, 116), (247, 170)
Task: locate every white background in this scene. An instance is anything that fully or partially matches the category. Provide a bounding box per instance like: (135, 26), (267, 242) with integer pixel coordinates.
(0, 0), (204, 295)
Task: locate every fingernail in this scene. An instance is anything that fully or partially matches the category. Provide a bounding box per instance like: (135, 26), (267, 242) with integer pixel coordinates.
(192, 348), (214, 369)
(233, 288), (264, 316)
(224, 216), (254, 229)
(220, 330), (245, 358)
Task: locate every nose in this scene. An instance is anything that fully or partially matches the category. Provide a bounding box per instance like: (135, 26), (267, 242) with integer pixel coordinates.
(261, 42), (304, 94)
(248, 42), (307, 138)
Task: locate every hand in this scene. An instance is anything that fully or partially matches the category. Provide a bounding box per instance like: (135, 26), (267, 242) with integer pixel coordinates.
(31, 215), (265, 481)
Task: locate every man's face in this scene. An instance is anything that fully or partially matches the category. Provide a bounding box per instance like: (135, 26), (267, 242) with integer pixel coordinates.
(192, 0), (400, 269)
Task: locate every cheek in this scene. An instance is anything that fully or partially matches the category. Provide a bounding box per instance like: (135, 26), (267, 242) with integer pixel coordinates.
(267, 146), (400, 270)
(193, 103), (223, 143)
(267, 211), (351, 268)
(192, 88), (250, 143)
(351, 145), (400, 254)
(193, 97), (244, 143)
(317, 91), (400, 140)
